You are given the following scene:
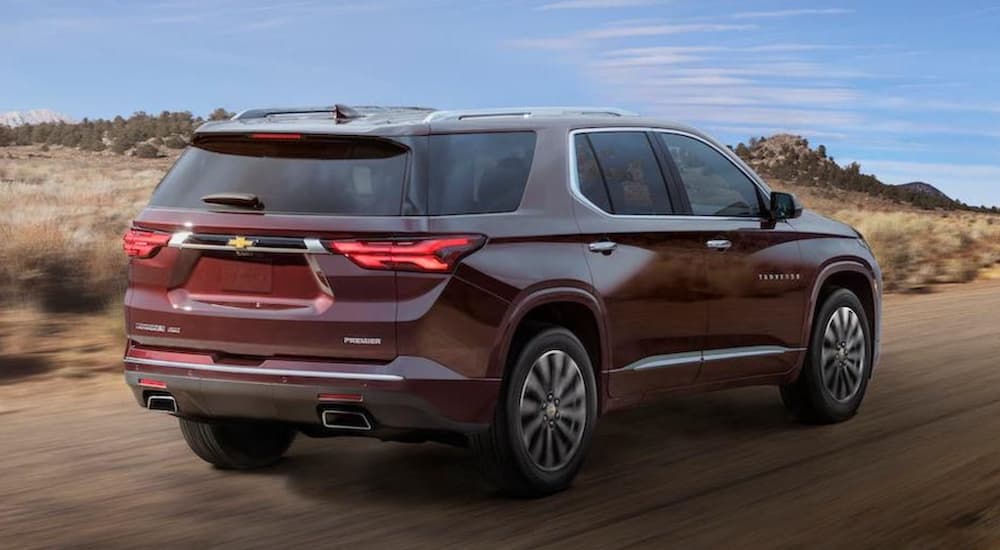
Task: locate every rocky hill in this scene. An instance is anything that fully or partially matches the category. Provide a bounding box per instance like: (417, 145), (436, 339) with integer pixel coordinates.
(732, 134), (982, 212)
(896, 181), (953, 202)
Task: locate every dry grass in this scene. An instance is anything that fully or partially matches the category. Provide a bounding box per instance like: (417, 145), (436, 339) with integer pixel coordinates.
(0, 306), (124, 383)
(834, 211), (1000, 291)
(0, 146), (175, 311)
(767, 179), (1000, 292)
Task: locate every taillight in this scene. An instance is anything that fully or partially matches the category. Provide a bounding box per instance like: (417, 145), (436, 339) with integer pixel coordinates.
(122, 228), (171, 259)
(327, 235), (485, 272)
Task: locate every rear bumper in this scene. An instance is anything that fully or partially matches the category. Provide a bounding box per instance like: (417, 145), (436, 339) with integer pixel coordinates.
(123, 346), (499, 434)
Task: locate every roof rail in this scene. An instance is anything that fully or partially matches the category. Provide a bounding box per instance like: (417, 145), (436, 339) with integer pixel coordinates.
(233, 105), (435, 121)
(423, 106), (637, 123)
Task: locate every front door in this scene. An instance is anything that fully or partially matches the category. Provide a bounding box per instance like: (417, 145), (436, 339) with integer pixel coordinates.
(654, 132), (807, 382)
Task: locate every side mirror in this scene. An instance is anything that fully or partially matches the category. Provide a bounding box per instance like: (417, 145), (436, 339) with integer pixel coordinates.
(770, 191), (803, 220)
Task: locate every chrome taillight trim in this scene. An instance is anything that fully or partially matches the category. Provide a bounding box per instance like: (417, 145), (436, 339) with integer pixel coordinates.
(167, 232), (331, 254)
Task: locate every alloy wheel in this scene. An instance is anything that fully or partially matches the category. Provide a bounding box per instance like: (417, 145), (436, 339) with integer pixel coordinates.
(821, 306), (866, 402)
(518, 350), (587, 472)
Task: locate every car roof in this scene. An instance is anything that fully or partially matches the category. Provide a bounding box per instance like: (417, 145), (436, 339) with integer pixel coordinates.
(193, 105), (715, 142)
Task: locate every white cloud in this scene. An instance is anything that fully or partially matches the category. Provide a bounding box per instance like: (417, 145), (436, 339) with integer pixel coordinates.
(731, 8), (853, 19)
(580, 23), (754, 39)
(648, 105), (865, 128)
(509, 22), (753, 50)
(537, 0), (657, 10)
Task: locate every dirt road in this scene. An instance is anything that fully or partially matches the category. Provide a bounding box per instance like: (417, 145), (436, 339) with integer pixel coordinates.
(3, 280), (1000, 549)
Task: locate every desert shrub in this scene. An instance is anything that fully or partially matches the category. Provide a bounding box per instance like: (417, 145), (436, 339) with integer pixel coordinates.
(832, 210), (1000, 291)
(163, 135), (187, 149)
(133, 143), (161, 158)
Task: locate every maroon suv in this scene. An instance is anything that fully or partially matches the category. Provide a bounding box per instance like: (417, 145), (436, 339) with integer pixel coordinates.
(122, 105), (882, 496)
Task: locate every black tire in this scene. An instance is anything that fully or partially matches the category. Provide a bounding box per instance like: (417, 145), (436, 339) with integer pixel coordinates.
(179, 418), (296, 469)
(471, 327), (598, 497)
(781, 288), (873, 424)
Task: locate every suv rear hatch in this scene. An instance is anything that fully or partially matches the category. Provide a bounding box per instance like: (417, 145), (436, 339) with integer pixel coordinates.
(124, 133), (431, 362)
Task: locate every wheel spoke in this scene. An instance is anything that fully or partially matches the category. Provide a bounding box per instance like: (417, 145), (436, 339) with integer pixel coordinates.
(551, 427), (569, 465)
(543, 426), (556, 468)
(524, 370), (544, 401)
(520, 397), (540, 419)
(554, 360), (577, 400)
(523, 413), (545, 440)
(838, 367), (849, 400)
(839, 308), (852, 340)
(842, 362), (858, 387)
(536, 353), (552, 391)
(527, 422), (545, 462)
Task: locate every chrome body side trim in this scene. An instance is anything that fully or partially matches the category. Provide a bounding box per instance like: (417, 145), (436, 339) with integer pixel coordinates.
(610, 346), (805, 373)
(702, 346), (806, 362)
(125, 357), (405, 382)
(621, 351), (703, 372)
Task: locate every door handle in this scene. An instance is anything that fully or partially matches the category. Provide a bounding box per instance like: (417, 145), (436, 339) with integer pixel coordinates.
(706, 239), (732, 251)
(588, 240), (618, 255)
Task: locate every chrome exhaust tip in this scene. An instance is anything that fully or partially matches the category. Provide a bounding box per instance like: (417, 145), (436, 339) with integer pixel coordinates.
(321, 408), (373, 431)
(146, 394), (177, 413)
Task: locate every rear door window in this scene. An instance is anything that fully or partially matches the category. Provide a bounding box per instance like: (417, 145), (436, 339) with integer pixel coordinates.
(577, 132), (673, 215)
(427, 132), (536, 215)
(150, 136), (408, 216)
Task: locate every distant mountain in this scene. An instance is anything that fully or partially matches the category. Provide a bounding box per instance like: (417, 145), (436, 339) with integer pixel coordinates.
(895, 181), (952, 202)
(0, 109), (74, 127)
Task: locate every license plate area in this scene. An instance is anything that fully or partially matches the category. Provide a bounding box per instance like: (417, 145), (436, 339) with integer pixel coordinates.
(220, 259), (273, 293)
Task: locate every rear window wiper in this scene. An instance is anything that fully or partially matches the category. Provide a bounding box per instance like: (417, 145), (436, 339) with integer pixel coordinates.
(201, 193), (265, 210)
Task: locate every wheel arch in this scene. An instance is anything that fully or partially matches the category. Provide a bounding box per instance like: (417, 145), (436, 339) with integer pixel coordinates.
(801, 261), (880, 371)
(489, 287), (610, 411)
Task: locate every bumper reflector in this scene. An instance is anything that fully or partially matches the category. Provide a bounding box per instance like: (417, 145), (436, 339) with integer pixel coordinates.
(138, 378), (167, 389)
(318, 393), (364, 403)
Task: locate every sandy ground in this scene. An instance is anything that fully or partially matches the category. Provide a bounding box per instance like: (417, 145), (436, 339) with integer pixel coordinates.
(2, 280), (1000, 549)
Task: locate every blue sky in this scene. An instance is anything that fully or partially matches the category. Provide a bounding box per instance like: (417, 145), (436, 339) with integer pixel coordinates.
(3, 0), (1000, 205)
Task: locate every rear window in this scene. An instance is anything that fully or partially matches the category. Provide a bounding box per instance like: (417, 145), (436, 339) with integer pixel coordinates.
(149, 136), (408, 216)
(427, 132), (536, 215)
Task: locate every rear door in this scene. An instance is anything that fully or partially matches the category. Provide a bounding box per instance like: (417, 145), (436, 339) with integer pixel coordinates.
(570, 130), (709, 398)
(125, 133), (420, 361)
(654, 132), (807, 381)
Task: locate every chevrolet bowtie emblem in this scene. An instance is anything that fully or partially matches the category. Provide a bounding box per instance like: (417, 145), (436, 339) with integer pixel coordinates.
(227, 236), (256, 250)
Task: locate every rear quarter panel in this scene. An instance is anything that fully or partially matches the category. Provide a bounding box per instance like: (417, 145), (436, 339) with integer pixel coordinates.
(396, 126), (601, 380)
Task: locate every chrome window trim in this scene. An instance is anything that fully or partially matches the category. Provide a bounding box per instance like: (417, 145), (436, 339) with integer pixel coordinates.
(567, 127), (772, 221)
(609, 345), (806, 373)
(126, 357), (404, 382)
